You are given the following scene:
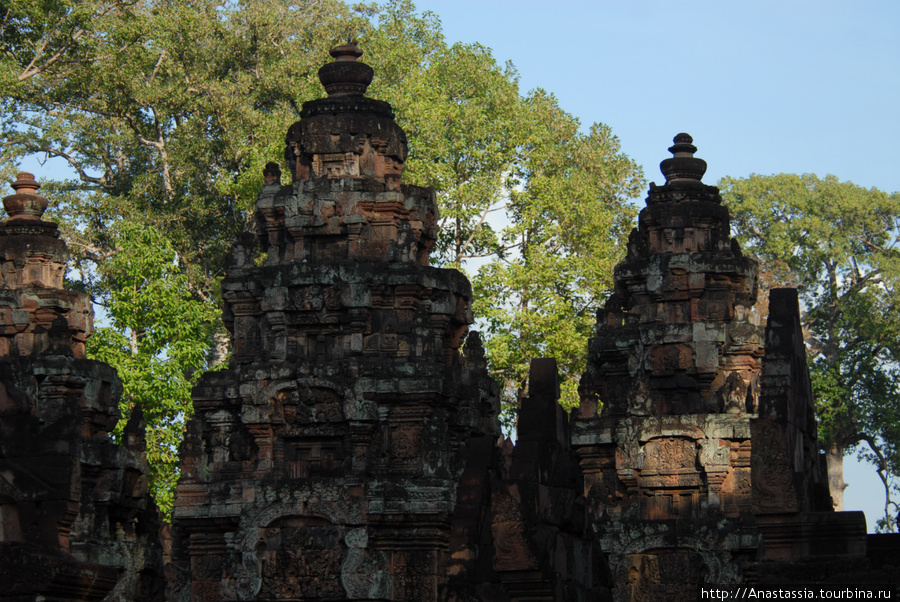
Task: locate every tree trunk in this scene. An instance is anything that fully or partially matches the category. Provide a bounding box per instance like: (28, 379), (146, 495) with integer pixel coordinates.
(826, 441), (847, 511)
(210, 329), (231, 369)
(863, 437), (897, 532)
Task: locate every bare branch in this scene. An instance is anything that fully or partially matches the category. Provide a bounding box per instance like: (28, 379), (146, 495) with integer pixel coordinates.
(66, 239), (109, 261)
(862, 436), (898, 533)
(147, 49), (166, 86)
(454, 201), (504, 263)
(459, 242), (523, 261)
(150, 106), (174, 199)
(37, 146), (105, 186)
(16, 1), (127, 81)
(121, 113), (163, 150)
(18, 39), (51, 81)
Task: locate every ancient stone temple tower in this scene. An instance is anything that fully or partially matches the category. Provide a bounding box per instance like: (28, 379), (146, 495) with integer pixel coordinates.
(169, 43), (501, 600)
(0, 173), (163, 600)
(572, 135), (836, 599)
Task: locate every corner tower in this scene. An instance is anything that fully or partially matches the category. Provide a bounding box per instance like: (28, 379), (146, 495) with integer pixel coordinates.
(0, 173), (163, 600)
(573, 135), (766, 597)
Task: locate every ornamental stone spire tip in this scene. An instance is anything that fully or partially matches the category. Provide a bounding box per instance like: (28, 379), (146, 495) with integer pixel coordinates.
(660, 132), (708, 184)
(4, 171), (48, 220)
(318, 41), (373, 97)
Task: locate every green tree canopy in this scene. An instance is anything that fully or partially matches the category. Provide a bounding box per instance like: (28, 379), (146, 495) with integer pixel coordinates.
(1, 0), (643, 511)
(363, 3), (524, 266)
(474, 92), (642, 418)
(87, 223), (219, 516)
(721, 173), (900, 531)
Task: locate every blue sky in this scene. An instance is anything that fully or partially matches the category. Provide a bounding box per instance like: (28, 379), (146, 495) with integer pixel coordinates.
(410, 0), (899, 530)
(413, 0), (899, 194)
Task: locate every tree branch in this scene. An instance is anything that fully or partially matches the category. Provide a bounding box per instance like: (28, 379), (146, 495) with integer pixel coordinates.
(459, 241), (523, 260)
(147, 49), (166, 86)
(454, 201), (503, 263)
(16, 1), (127, 81)
(862, 436), (898, 533)
(36, 146), (105, 186)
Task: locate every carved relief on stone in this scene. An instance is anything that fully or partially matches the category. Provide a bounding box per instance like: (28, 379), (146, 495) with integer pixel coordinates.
(284, 438), (345, 479)
(637, 436), (704, 492)
(233, 315), (262, 357)
(490, 482), (537, 571)
(627, 376), (653, 415)
(584, 462), (626, 516)
(699, 438), (731, 469)
(312, 152), (359, 178)
(491, 519), (535, 572)
(650, 343), (694, 375)
(389, 550), (438, 601)
(233, 498), (366, 599)
(614, 444), (640, 492)
(750, 419), (800, 514)
(720, 466), (752, 516)
(641, 438), (697, 474)
(390, 422), (423, 460)
(341, 528), (390, 599)
(718, 371), (751, 413)
(254, 516), (347, 600)
(303, 386), (344, 422)
(620, 549), (706, 602)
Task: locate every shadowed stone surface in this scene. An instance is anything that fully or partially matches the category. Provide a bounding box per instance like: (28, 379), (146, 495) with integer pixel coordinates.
(0, 173), (164, 601)
(444, 358), (595, 601)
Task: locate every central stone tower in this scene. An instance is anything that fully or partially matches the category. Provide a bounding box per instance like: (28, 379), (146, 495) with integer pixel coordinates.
(169, 43), (500, 600)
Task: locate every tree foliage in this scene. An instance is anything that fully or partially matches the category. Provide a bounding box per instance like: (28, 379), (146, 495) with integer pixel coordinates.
(721, 173), (900, 531)
(1, 0), (367, 281)
(474, 91), (642, 417)
(364, 7), (644, 414)
(364, 2), (523, 266)
(87, 223), (219, 516)
(1, 0), (642, 510)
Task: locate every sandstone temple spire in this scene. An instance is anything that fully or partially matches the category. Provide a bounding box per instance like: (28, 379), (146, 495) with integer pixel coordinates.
(572, 134), (841, 600)
(0, 172), (92, 357)
(582, 132), (763, 419)
(0, 172), (163, 600)
(169, 43), (502, 600)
